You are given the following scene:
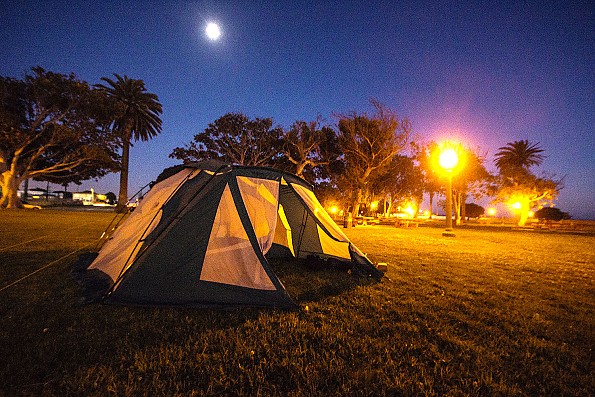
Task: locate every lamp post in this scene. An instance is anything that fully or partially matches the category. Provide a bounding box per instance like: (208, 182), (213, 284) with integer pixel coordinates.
(438, 147), (459, 237)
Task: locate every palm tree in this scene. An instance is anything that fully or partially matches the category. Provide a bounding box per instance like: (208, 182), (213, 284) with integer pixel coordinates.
(494, 140), (551, 226)
(494, 139), (544, 178)
(97, 74), (162, 211)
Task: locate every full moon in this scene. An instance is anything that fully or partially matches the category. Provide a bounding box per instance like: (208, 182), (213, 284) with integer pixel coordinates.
(205, 22), (221, 40)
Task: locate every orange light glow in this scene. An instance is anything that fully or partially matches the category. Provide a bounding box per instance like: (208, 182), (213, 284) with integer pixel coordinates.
(439, 148), (459, 171)
(432, 141), (465, 177)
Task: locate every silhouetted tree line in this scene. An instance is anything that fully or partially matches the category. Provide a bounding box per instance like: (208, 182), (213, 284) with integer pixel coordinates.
(1, 67), (564, 221)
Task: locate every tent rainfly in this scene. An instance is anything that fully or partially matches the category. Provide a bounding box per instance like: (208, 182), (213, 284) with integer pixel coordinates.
(78, 162), (383, 309)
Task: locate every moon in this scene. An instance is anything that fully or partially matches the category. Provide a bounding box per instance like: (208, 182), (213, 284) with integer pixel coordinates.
(205, 22), (221, 40)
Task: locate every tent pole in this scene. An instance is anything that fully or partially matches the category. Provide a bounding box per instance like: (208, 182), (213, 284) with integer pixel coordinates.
(93, 181), (153, 251)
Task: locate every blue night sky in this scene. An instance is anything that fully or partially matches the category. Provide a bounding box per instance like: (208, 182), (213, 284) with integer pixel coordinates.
(1, 1), (593, 218)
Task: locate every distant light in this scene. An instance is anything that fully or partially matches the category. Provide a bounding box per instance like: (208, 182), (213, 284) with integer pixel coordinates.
(370, 201), (379, 210)
(404, 205), (415, 217)
(528, 211), (535, 218)
(329, 206), (338, 214)
(487, 208), (497, 216)
(205, 22), (221, 40)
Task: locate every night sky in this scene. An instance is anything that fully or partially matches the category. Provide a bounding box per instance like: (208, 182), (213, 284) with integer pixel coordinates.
(1, 1), (593, 219)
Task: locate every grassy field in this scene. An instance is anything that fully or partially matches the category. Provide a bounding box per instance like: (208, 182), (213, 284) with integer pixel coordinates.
(0, 209), (593, 396)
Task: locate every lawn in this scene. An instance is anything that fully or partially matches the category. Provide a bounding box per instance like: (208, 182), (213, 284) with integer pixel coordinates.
(0, 209), (593, 396)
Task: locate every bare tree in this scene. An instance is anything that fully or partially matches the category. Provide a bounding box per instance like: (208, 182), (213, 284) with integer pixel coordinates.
(336, 99), (412, 215)
(278, 118), (339, 180)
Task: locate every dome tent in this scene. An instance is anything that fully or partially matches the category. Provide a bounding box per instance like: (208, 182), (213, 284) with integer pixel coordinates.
(79, 162), (383, 309)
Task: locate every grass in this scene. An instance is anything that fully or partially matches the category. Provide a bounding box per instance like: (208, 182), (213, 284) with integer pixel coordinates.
(0, 209), (593, 396)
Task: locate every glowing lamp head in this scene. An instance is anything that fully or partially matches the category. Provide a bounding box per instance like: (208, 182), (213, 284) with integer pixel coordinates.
(439, 148), (459, 171)
(511, 202), (522, 210)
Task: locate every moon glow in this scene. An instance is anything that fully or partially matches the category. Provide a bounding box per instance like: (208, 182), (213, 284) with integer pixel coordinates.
(205, 22), (221, 40)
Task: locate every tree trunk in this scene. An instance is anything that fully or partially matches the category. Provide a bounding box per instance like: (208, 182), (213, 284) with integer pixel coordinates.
(352, 188), (363, 218)
(383, 195), (392, 217)
(413, 199), (420, 219)
(461, 193), (467, 222)
(0, 175), (6, 207)
(428, 192), (434, 219)
(295, 162), (306, 178)
(352, 167), (373, 218)
(518, 199), (531, 227)
(24, 179), (29, 203)
(116, 139), (130, 213)
(453, 192), (462, 225)
(1, 170), (23, 209)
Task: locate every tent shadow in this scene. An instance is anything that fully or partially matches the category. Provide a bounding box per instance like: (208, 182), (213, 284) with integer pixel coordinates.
(71, 252), (111, 303)
(267, 256), (377, 304)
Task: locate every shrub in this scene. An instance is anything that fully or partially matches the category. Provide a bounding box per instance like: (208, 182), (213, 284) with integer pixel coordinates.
(465, 202), (485, 218)
(534, 207), (570, 221)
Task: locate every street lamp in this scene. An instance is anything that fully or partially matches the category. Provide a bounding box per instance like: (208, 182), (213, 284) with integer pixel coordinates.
(438, 146), (459, 237)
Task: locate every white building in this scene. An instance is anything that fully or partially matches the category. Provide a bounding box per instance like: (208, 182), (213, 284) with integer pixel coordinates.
(72, 189), (109, 205)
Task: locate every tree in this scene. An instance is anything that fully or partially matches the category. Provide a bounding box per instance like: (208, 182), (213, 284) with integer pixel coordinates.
(170, 113), (282, 167)
(105, 192), (117, 205)
(369, 155), (423, 217)
(493, 140), (560, 226)
(494, 139), (544, 178)
(534, 207), (570, 221)
(0, 67), (120, 208)
(452, 147), (493, 225)
(277, 118), (340, 181)
(412, 141), (442, 218)
(96, 74), (162, 212)
(464, 203), (485, 219)
(495, 176), (560, 226)
(336, 100), (412, 215)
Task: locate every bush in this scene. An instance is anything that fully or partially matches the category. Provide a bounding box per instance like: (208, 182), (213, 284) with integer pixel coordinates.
(534, 207), (570, 221)
(465, 203), (485, 219)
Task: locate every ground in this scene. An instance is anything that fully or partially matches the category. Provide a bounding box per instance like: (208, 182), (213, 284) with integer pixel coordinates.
(0, 210), (593, 396)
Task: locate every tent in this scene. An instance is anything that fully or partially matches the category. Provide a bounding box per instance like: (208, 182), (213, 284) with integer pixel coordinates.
(79, 161), (383, 309)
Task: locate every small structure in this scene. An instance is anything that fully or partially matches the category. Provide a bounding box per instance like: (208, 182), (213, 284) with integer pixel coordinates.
(72, 189), (108, 205)
(79, 162), (383, 309)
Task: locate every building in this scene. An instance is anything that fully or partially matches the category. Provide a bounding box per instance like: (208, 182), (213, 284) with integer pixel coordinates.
(72, 189), (109, 205)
